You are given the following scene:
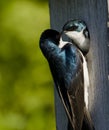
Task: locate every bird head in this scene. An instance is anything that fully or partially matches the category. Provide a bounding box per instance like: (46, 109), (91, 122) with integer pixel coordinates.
(62, 19), (90, 55)
(40, 29), (60, 46)
(39, 29), (61, 60)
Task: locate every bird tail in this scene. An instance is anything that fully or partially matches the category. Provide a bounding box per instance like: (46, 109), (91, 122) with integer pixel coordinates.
(82, 107), (95, 130)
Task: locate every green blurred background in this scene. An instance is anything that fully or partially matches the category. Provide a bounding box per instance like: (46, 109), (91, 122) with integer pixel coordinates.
(0, 0), (56, 130)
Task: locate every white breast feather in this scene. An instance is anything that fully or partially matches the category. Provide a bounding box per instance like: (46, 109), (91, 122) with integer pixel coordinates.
(80, 52), (89, 108)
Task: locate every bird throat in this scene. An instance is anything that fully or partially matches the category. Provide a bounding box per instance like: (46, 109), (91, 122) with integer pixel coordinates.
(65, 30), (90, 54)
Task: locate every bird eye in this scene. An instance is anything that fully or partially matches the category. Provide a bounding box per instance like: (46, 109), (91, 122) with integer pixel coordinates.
(67, 25), (78, 31)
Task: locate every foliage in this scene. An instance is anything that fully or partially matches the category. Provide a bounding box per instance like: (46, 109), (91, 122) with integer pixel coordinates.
(0, 0), (55, 130)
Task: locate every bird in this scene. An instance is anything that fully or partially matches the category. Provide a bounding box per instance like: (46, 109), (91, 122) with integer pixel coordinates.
(62, 19), (95, 130)
(62, 19), (90, 107)
(39, 26), (94, 130)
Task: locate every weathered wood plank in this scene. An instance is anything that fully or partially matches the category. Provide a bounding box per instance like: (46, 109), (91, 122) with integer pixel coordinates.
(49, 0), (109, 129)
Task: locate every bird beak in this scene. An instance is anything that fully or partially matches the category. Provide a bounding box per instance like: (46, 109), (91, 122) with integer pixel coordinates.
(58, 31), (68, 48)
(55, 32), (61, 40)
(60, 31), (64, 37)
(60, 31), (63, 35)
(55, 31), (63, 41)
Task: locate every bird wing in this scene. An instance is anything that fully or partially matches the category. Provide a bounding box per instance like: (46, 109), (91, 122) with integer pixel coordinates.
(48, 43), (85, 130)
(65, 46), (84, 130)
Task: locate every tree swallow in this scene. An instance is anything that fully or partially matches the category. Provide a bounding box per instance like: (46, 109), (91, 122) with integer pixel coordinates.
(39, 27), (94, 130)
(62, 19), (95, 130)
